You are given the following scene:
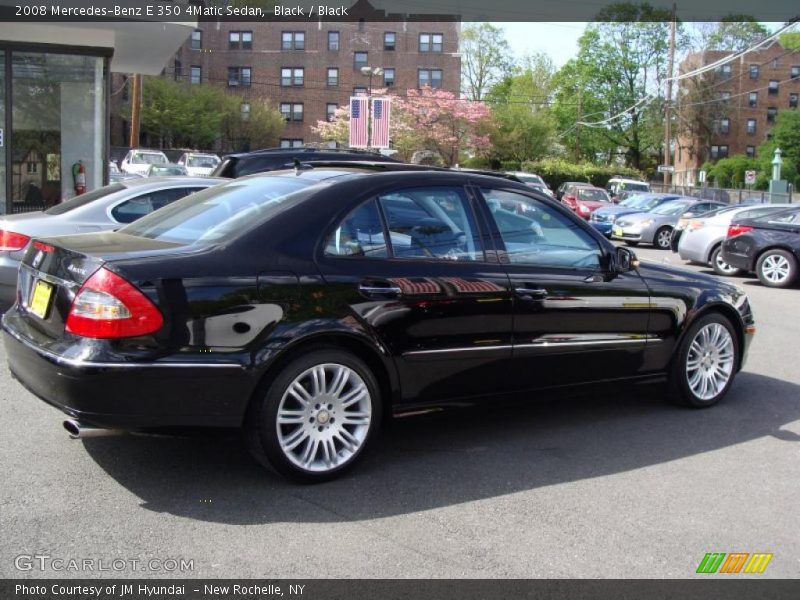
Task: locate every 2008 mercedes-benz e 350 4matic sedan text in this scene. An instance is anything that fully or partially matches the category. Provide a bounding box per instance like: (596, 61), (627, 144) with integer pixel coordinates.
(2, 163), (755, 482)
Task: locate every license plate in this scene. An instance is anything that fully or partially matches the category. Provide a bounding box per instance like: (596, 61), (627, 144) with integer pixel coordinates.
(612, 226), (623, 237)
(29, 280), (53, 319)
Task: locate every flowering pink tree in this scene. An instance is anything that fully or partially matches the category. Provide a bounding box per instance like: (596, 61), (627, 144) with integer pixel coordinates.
(313, 87), (492, 165)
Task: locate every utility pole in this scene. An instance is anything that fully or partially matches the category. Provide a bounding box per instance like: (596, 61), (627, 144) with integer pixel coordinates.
(128, 73), (142, 148)
(575, 90), (583, 162)
(663, 4), (676, 187)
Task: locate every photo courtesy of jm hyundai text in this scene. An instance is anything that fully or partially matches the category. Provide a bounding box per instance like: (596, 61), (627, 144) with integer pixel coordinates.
(2, 164), (755, 482)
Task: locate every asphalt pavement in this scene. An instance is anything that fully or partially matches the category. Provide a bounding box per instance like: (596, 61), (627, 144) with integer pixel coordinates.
(1, 243), (798, 578)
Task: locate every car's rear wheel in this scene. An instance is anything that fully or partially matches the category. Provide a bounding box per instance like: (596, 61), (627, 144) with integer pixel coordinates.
(655, 226), (673, 250)
(245, 349), (381, 482)
(710, 245), (742, 276)
(669, 313), (739, 408)
(756, 249), (797, 288)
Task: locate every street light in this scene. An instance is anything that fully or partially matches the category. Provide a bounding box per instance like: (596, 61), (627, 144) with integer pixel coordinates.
(360, 66), (383, 150)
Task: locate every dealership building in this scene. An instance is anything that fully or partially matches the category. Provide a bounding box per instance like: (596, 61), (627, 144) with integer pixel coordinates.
(0, 15), (194, 214)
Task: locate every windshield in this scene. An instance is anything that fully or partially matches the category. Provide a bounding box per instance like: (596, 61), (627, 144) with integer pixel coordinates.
(651, 201), (692, 216)
(620, 194), (653, 208)
(44, 184), (125, 215)
(577, 188), (610, 202)
(149, 165), (187, 176)
(188, 156), (219, 168)
(131, 152), (167, 165)
(120, 176), (316, 244)
(625, 183), (649, 192)
(517, 174), (544, 185)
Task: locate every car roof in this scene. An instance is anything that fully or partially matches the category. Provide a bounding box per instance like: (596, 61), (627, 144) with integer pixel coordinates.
(120, 176), (227, 189)
(222, 147), (394, 160)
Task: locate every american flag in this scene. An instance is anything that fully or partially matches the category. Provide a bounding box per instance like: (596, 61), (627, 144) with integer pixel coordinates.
(389, 278), (441, 295)
(349, 97), (368, 148)
(370, 97), (391, 148)
(442, 277), (505, 294)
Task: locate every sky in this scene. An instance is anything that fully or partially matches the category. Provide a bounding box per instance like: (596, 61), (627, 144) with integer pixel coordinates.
(496, 22), (587, 67)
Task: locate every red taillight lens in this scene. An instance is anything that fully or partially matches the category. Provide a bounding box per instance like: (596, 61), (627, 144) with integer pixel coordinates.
(65, 267), (163, 339)
(0, 230), (31, 251)
(727, 224), (753, 238)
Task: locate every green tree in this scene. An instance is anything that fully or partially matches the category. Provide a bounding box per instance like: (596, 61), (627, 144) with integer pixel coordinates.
(705, 17), (769, 51)
(460, 24), (513, 101)
(778, 31), (800, 51)
(551, 3), (677, 169)
(756, 109), (800, 185)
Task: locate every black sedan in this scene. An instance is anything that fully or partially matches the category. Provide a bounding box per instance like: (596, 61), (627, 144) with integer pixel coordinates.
(3, 165), (755, 482)
(721, 206), (800, 288)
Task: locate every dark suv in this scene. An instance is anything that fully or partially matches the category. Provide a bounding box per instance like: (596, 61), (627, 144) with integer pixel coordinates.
(211, 147), (399, 178)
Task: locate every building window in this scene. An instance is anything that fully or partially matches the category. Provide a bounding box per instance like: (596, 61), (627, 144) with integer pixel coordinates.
(384, 32), (396, 51)
(792, 66), (800, 79)
(190, 66), (201, 85)
(768, 80), (779, 95)
(241, 103), (250, 121)
(326, 103), (338, 121)
(228, 67), (251, 87)
(282, 32), (305, 51)
(229, 31), (253, 50)
(354, 51), (368, 70)
(748, 91), (758, 107)
(746, 145), (755, 158)
(746, 118), (757, 134)
(719, 91), (731, 102)
(767, 107), (777, 123)
(326, 68), (339, 87)
(384, 68), (395, 87)
(418, 69), (443, 88)
(718, 117), (730, 134)
(280, 138), (304, 148)
(419, 33), (443, 52)
(749, 64), (759, 79)
(173, 59), (182, 81)
(280, 103), (303, 122)
(353, 86), (367, 96)
(719, 145), (729, 158)
(191, 30), (202, 50)
(790, 93), (799, 108)
(328, 31), (339, 51)
(281, 67), (304, 86)
(716, 64), (731, 79)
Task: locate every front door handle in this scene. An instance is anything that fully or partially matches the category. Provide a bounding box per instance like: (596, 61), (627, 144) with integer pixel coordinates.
(359, 282), (402, 298)
(514, 286), (548, 299)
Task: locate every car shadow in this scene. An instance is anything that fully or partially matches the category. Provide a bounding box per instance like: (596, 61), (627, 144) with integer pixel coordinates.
(81, 372), (800, 525)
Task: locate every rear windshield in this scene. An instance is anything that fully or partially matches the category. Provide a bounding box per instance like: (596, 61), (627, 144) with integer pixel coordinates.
(44, 184), (125, 215)
(577, 188), (609, 202)
(120, 176), (317, 244)
(149, 166), (187, 176)
(651, 201), (692, 215)
(188, 156), (219, 168)
(131, 152), (167, 165)
(620, 194), (653, 207)
(517, 174), (543, 185)
(624, 183), (649, 192)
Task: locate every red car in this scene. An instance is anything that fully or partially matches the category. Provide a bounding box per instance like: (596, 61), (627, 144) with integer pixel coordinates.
(561, 186), (613, 220)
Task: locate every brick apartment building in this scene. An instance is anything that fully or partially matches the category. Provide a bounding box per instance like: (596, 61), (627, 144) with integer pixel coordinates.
(111, 6), (461, 151)
(674, 41), (800, 186)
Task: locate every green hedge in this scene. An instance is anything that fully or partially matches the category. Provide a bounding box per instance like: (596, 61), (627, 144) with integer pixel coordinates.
(519, 159), (644, 190)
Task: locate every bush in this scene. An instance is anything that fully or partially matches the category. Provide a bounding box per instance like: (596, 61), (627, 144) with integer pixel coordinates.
(519, 159), (643, 190)
(500, 160), (521, 172)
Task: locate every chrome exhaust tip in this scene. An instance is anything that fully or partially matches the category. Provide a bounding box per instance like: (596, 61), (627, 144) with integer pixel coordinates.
(63, 419), (121, 439)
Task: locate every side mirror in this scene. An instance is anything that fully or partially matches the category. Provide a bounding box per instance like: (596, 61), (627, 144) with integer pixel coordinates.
(616, 246), (639, 272)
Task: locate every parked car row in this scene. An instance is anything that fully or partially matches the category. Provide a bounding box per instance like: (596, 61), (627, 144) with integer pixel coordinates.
(112, 149), (221, 179)
(1, 149), (757, 482)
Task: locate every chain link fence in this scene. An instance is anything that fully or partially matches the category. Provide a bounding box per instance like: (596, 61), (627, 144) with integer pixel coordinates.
(649, 183), (794, 205)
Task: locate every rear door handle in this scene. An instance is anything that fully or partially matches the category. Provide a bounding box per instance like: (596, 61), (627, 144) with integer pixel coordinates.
(514, 286), (548, 299)
(359, 282), (402, 298)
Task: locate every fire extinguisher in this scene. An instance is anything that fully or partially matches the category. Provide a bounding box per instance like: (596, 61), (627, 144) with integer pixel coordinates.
(72, 160), (86, 195)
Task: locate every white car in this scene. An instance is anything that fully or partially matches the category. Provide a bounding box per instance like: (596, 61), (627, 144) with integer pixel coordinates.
(505, 172), (554, 197)
(177, 152), (221, 177)
(120, 149), (169, 176)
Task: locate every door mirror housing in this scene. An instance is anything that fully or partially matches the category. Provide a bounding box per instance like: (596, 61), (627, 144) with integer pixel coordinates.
(615, 246), (639, 272)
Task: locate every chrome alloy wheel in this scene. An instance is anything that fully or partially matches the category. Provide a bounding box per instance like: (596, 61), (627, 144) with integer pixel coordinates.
(656, 228), (672, 249)
(276, 363), (372, 472)
(714, 251), (738, 274)
(685, 323), (735, 401)
(760, 254), (791, 284)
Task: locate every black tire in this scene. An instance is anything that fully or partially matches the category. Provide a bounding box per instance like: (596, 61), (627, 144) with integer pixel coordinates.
(710, 245), (742, 277)
(755, 249), (797, 288)
(244, 348), (382, 483)
(654, 226), (673, 250)
(669, 313), (739, 408)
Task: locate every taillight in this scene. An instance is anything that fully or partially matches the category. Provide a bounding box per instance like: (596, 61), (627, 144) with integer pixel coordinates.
(65, 267), (163, 339)
(0, 229), (31, 251)
(727, 224), (753, 238)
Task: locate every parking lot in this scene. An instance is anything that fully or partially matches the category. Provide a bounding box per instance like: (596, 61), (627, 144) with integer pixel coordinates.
(0, 243), (798, 579)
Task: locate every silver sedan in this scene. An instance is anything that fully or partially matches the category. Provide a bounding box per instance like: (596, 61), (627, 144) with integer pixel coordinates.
(611, 199), (725, 249)
(0, 176), (227, 308)
(677, 203), (795, 275)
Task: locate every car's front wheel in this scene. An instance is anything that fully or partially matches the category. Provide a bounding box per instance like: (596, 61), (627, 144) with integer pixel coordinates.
(655, 226), (673, 250)
(710, 245), (742, 276)
(245, 349), (381, 482)
(756, 249), (797, 288)
(669, 313), (739, 408)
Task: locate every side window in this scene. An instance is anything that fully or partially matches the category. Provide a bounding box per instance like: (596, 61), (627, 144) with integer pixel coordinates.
(378, 187), (484, 261)
(481, 188), (602, 269)
(111, 188), (192, 224)
(324, 200), (388, 258)
(237, 157), (287, 176)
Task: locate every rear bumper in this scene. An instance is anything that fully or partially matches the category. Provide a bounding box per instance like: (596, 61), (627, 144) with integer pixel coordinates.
(3, 321), (255, 430)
